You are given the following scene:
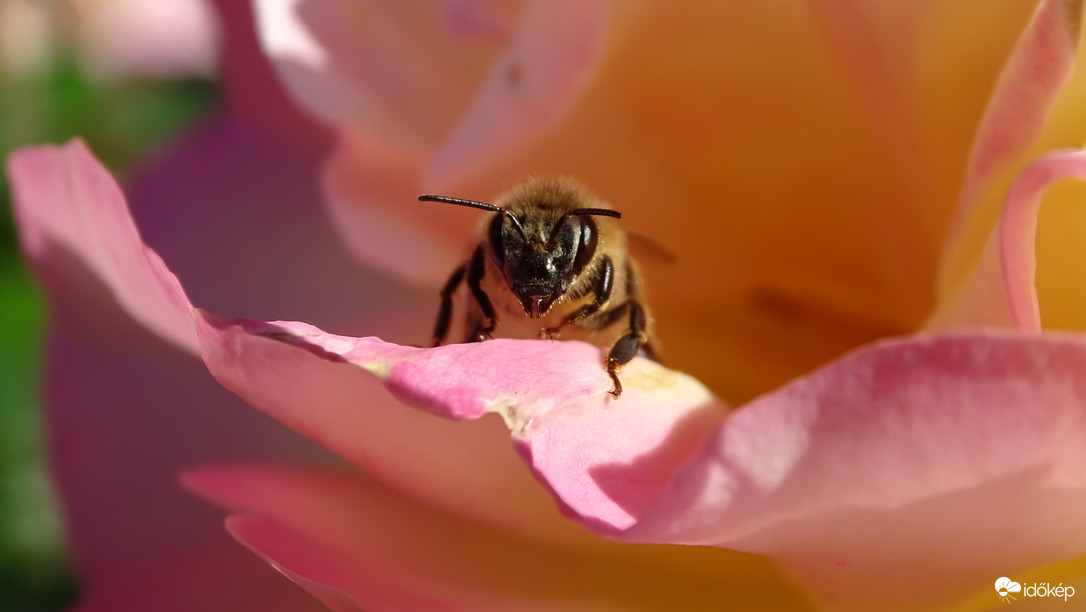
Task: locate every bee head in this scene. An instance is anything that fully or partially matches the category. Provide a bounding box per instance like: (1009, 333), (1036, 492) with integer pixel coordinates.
(417, 193), (621, 318)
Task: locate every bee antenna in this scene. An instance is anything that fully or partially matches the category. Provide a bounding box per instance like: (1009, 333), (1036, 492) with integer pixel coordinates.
(546, 207), (623, 246)
(566, 207), (622, 220)
(418, 194), (526, 239)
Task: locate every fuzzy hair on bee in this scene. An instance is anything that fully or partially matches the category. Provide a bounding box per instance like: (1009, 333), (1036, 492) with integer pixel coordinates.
(419, 177), (659, 398)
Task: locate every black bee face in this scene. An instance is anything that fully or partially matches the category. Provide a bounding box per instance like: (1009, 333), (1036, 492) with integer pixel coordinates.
(488, 212), (598, 318)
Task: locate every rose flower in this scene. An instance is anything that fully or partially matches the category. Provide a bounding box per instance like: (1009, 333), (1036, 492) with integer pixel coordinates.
(8, 1), (1086, 610)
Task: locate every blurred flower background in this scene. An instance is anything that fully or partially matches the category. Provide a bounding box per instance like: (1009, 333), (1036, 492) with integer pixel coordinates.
(0, 0), (218, 609)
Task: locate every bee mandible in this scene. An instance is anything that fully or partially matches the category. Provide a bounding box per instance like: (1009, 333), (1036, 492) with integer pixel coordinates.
(419, 177), (659, 398)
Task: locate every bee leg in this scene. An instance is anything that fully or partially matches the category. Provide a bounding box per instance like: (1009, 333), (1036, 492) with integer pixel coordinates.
(604, 301), (648, 398)
(466, 245), (497, 341)
(432, 264), (467, 346)
(620, 259), (660, 363)
(541, 257), (614, 339)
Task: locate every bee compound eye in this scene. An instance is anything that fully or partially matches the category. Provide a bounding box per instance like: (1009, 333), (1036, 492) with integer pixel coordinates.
(487, 214), (506, 266)
(572, 216), (597, 275)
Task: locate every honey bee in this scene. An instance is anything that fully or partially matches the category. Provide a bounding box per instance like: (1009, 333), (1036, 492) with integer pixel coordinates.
(419, 177), (658, 398)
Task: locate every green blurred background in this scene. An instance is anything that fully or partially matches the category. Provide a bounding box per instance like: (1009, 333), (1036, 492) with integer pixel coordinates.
(0, 49), (217, 611)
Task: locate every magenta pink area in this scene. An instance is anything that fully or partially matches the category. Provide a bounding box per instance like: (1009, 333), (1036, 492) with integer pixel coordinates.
(10, 115), (388, 609)
(67, 536), (325, 612)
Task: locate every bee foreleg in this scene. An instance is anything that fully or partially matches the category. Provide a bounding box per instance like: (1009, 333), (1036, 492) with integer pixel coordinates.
(541, 257), (614, 339)
(466, 245), (497, 341)
(604, 300), (648, 398)
(432, 264), (467, 346)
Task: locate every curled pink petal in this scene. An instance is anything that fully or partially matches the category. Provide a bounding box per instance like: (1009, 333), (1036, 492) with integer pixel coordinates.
(193, 311), (727, 543)
(510, 379), (726, 532)
(424, 0), (610, 186)
(998, 149), (1086, 329)
(192, 310), (600, 547)
(7, 139), (197, 354)
(928, 148), (1086, 330)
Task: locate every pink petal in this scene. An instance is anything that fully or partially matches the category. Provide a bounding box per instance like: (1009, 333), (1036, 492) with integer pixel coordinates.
(46, 116), (327, 578)
(193, 311), (728, 545)
(320, 126), (466, 286)
(998, 150), (1086, 329)
(441, 0), (521, 43)
(623, 331), (1086, 610)
(247, 319), (723, 481)
(946, 0), (1082, 246)
(185, 465), (811, 610)
(927, 149), (1086, 330)
(6, 139), (197, 354)
(45, 327), (328, 585)
(226, 517), (388, 612)
(196, 313), (1086, 610)
(424, 0), (610, 186)
(207, 0), (330, 148)
(37, 114), (393, 606)
(188, 468), (505, 611)
(252, 0), (492, 150)
(192, 310), (597, 548)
